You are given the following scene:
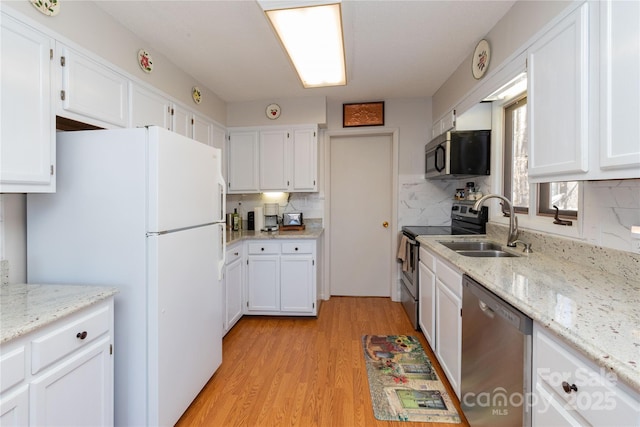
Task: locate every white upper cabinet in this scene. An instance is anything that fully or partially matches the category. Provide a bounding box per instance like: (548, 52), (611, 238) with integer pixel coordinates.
(171, 104), (192, 138)
(598, 0), (640, 175)
(526, 0), (640, 182)
(227, 130), (259, 193)
(130, 84), (171, 130)
(0, 13), (55, 193)
(260, 129), (289, 191)
(528, 2), (589, 180)
(291, 127), (318, 191)
(228, 125), (318, 194)
(58, 44), (129, 128)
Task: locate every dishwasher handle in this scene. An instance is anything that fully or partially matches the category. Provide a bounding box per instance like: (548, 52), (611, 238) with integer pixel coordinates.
(478, 300), (495, 318)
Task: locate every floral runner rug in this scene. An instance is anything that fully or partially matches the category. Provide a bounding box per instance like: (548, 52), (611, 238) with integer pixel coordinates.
(362, 335), (461, 423)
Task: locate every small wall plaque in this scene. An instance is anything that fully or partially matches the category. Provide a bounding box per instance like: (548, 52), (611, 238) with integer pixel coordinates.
(343, 101), (385, 127)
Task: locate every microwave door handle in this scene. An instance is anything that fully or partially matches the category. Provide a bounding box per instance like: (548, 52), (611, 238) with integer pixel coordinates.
(435, 145), (445, 172)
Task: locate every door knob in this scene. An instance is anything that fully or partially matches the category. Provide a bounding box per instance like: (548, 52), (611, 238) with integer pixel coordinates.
(382, 221), (389, 228)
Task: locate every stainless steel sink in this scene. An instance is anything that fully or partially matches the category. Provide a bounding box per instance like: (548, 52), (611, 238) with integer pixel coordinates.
(456, 250), (518, 258)
(438, 241), (519, 258)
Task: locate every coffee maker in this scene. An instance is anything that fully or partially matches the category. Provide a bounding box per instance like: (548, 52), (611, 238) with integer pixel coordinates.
(263, 203), (279, 231)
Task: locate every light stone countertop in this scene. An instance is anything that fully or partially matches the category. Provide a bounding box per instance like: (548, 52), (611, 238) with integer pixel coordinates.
(226, 225), (324, 246)
(1, 283), (118, 343)
(416, 228), (640, 393)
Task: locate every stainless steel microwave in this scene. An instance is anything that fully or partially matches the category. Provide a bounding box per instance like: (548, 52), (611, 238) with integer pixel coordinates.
(425, 130), (491, 179)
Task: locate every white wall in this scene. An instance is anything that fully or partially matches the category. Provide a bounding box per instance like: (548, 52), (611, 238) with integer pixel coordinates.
(432, 0), (571, 120)
(0, 195), (27, 283)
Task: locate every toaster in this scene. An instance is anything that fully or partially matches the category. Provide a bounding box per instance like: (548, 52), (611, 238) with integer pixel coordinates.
(282, 212), (303, 226)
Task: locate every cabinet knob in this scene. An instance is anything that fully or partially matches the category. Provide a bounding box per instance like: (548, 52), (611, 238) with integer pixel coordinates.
(561, 381), (578, 394)
(261, 247), (265, 251)
(76, 331), (88, 340)
(295, 247), (299, 251)
(234, 252), (239, 256)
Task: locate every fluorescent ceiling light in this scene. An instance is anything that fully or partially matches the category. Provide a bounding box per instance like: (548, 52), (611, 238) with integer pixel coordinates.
(261, 2), (346, 88)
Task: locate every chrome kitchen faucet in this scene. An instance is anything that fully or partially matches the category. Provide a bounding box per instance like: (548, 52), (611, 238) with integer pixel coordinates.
(473, 194), (519, 247)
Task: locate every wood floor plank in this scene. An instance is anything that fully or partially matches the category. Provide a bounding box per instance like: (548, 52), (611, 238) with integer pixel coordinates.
(176, 297), (470, 427)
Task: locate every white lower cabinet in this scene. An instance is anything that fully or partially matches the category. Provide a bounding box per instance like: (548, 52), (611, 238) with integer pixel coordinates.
(223, 243), (244, 334)
(532, 323), (640, 427)
(434, 258), (462, 399)
(0, 298), (114, 427)
(418, 246), (462, 398)
(246, 240), (317, 316)
(418, 247), (436, 349)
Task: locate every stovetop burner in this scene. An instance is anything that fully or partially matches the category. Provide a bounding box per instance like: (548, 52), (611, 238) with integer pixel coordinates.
(402, 201), (488, 239)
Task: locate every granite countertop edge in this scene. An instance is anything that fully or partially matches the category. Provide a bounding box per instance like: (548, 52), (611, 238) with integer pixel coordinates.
(416, 234), (640, 394)
(226, 227), (324, 246)
(1, 284), (119, 344)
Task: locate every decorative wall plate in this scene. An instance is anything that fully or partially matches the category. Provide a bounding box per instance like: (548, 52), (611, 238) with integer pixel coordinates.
(266, 103), (281, 120)
(137, 49), (153, 73)
(472, 39), (491, 80)
(192, 86), (202, 104)
(30, 0), (60, 16)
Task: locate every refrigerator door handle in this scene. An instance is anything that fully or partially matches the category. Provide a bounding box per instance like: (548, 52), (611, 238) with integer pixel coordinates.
(218, 223), (226, 280)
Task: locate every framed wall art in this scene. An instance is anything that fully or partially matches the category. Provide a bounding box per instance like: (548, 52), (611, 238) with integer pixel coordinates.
(343, 101), (385, 127)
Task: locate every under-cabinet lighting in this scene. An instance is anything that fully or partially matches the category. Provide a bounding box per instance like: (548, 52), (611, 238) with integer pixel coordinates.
(259, 1), (346, 88)
(484, 72), (527, 101)
(263, 192), (286, 199)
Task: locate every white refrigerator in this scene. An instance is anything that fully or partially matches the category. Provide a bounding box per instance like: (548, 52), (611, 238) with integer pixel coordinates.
(27, 126), (226, 426)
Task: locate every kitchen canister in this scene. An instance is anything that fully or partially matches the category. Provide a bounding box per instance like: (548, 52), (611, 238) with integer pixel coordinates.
(254, 206), (264, 232)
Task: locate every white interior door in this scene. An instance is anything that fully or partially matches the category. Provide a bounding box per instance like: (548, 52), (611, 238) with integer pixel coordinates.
(330, 134), (393, 296)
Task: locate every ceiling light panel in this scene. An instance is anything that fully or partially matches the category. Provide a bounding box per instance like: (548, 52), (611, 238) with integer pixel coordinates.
(261, 2), (346, 88)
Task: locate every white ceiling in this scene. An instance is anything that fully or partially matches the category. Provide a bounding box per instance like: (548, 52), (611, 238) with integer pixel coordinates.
(94, 0), (516, 104)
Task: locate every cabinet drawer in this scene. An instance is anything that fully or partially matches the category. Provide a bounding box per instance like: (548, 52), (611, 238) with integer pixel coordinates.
(248, 242), (280, 255)
(534, 327), (640, 426)
(435, 258), (462, 297)
(225, 244), (244, 265)
(0, 347), (25, 394)
(419, 247), (435, 271)
(31, 304), (110, 374)
(281, 242), (314, 254)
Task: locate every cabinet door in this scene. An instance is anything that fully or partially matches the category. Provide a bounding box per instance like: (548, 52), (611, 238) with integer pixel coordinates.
(280, 255), (314, 313)
(130, 84), (171, 129)
(418, 261), (436, 349)
(59, 44), (129, 128)
(435, 280), (461, 398)
(0, 385), (29, 427)
(599, 0), (640, 173)
(30, 336), (113, 427)
(0, 14), (55, 192)
(291, 127), (318, 191)
(225, 258), (244, 332)
(192, 112), (212, 146)
(260, 129), (289, 191)
(528, 3), (589, 180)
(227, 131), (259, 193)
(247, 256), (280, 311)
(171, 105), (192, 138)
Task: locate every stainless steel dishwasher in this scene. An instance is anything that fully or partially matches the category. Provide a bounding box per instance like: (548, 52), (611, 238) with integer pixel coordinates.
(461, 275), (532, 427)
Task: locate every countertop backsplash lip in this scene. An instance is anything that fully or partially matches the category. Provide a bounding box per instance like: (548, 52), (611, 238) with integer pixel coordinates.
(487, 223), (640, 283)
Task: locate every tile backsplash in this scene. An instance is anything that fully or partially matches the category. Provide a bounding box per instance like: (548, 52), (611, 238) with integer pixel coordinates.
(398, 174), (491, 227)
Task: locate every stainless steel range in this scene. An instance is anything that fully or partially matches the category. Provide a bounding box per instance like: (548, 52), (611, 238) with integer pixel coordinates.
(400, 201), (488, 329)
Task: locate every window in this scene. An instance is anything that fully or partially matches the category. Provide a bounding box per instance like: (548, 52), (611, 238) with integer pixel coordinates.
(503, 95), (529, 214)
(502, 94), (578, 220)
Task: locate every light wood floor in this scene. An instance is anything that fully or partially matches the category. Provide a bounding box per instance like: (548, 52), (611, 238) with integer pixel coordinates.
(177, 297), (470, 427)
